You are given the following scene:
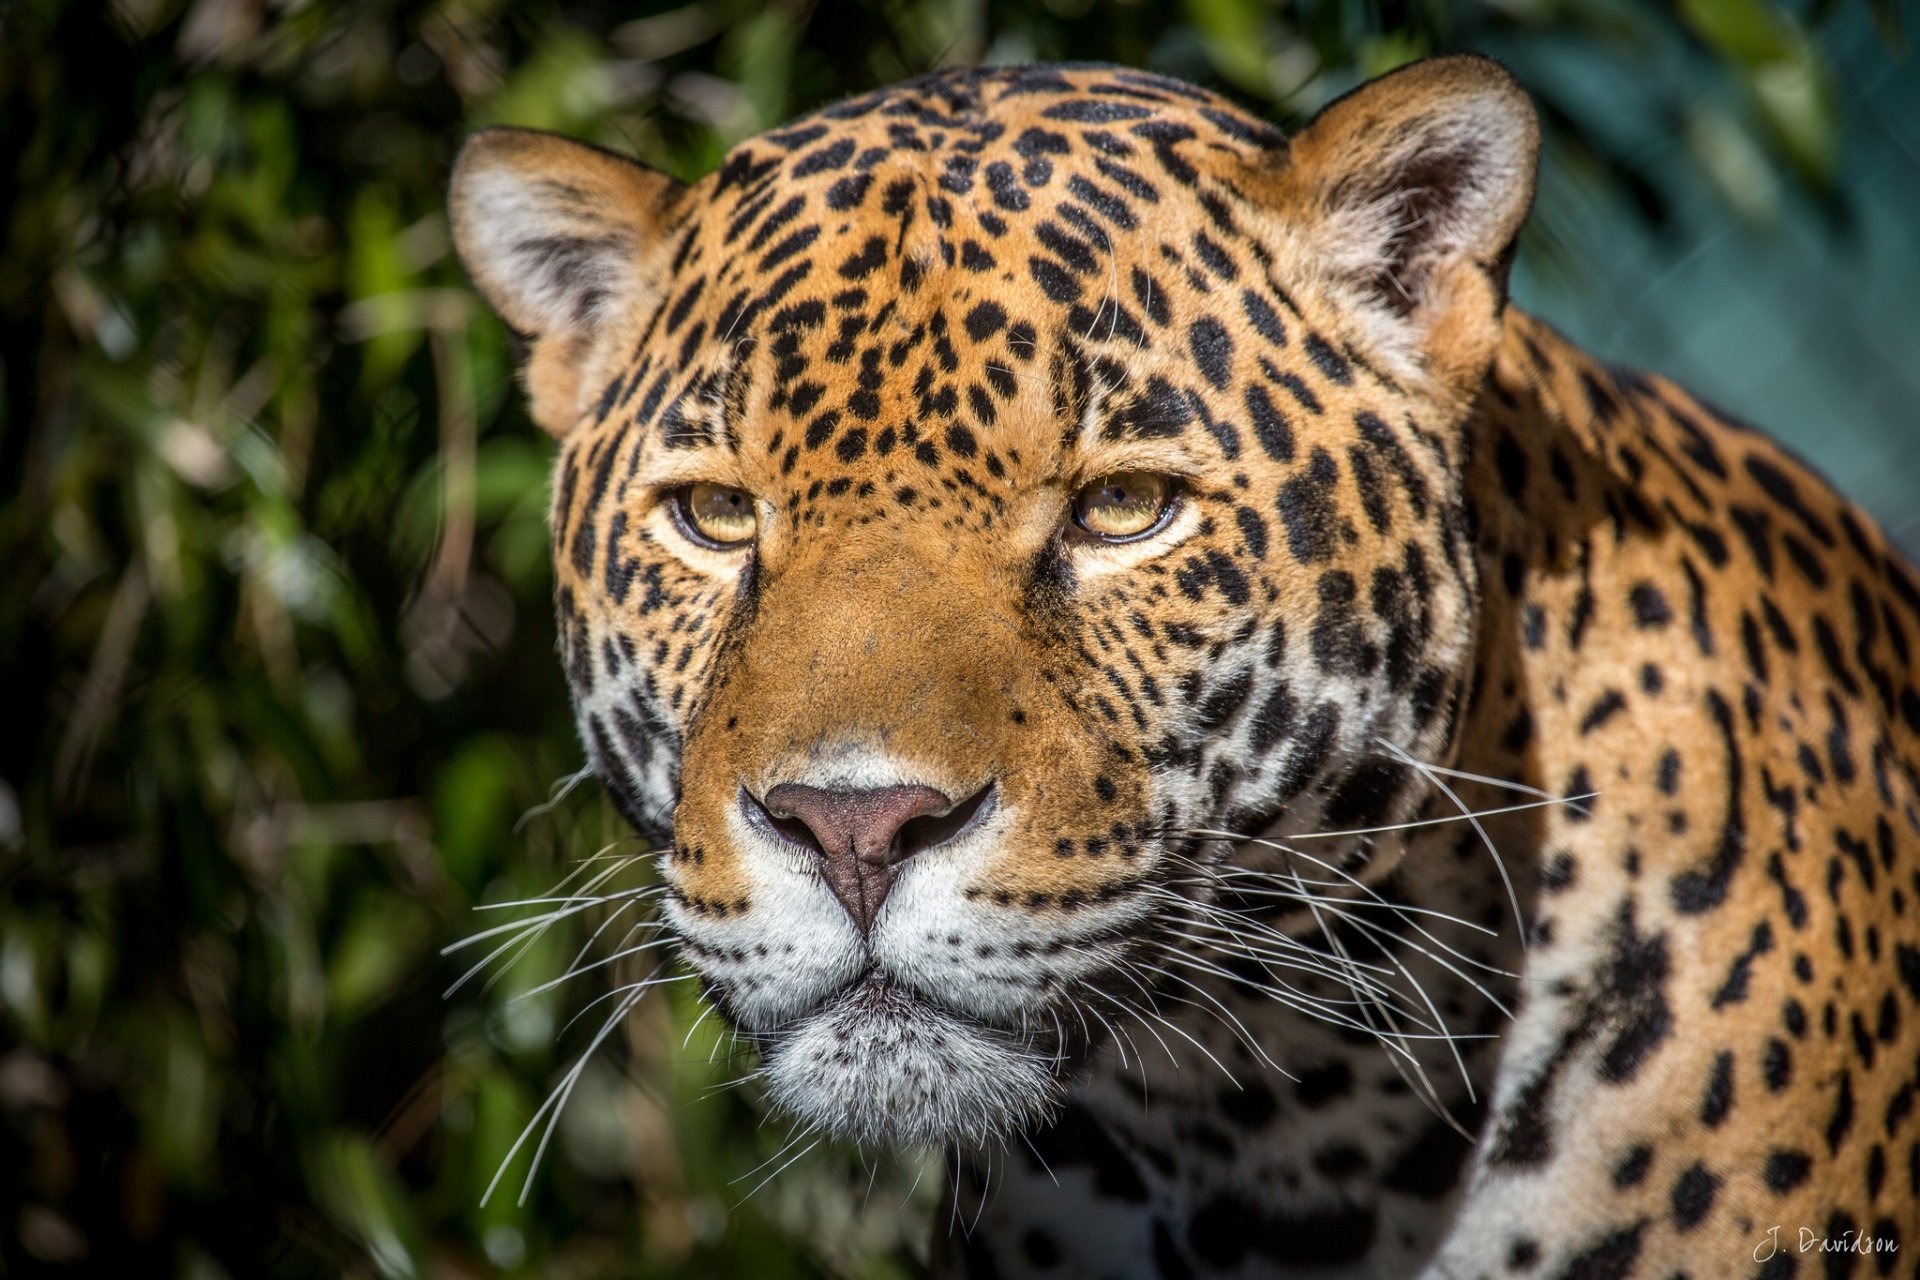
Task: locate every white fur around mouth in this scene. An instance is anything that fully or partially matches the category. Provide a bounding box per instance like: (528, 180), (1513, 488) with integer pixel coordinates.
(758, 972), (1061, 1149)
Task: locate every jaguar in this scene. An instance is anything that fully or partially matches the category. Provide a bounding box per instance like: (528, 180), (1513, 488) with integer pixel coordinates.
(448, 55), (1920, 1277)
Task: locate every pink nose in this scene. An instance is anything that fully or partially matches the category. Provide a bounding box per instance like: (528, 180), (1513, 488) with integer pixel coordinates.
(760, 782), (959, 934)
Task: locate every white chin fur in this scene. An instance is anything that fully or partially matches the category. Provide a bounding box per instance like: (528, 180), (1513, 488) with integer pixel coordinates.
(760, 979), (1060, 1148)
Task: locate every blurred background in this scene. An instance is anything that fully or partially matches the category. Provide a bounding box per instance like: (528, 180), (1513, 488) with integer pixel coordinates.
(3, 0), (1915, 1276)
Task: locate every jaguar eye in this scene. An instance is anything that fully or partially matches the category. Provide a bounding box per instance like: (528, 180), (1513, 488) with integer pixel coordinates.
(1071, 472), (1175, 541)
(673, 482), (757, 548)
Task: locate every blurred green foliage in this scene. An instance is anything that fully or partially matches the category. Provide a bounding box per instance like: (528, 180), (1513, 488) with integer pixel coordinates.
(1, 0), (1907, 1276)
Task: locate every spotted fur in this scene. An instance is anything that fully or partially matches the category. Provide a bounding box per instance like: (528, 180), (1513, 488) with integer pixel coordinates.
(451, 56), (1920, 1278)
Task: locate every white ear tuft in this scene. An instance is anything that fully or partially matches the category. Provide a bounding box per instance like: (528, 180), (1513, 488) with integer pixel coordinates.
(1278, 55), (1540, 394)
(449, 128), (685, 433)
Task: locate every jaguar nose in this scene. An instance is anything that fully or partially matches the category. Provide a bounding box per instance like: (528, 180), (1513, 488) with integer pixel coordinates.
(758, 781), (992, 934)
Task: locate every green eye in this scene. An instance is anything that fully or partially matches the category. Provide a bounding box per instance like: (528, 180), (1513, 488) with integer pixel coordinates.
(675, 482), (757, 548)
(1071, 472), (1175, 541)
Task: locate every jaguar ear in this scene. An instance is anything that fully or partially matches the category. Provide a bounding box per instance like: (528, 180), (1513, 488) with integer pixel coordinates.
(1276, 54), (1538, 397)
(449, 127), (688, 436)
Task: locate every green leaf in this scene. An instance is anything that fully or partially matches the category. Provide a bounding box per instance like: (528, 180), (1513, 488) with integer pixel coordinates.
(311, 1133), (426, 1279)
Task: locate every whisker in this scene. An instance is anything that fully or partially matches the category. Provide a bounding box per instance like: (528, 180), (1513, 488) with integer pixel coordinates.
(1019, 1129), (1061, 1188)
(1078, 999), (1139, 1077)
(483, 980), (645, 1207)
(512, 934), (678, 1001)
(1283, 857), (1452, 1115)
(695, 1066), (767, 1104)
(558, 970), (695, 1035)
(1152, 940), (1459, 1044)
(1046, 1006), (1070, 1071)
(1129, 958), (1296, 1079)
(442, 873), (657, 956)
(1086, 985), (1182, 1071)
(1146, 875), (1408, 962)
(553, 898), (662, 986)
(1160, 850), (1356, 891)
(1137, 876), (1451, 1046)
(1311, 899), (1515, 1019)
(1097, 967), (1243, 1088)
(1149, 900), (1415, 1004)
(729, 1121), (810, 1188)
(1151, 940), (1436, 1030)
(442, 866), (664, 997)
(1155, 918), (1402, 994)
(1378, 744), (1593, 814)
(1167, 868), (1496, 935)
(512, 761), (598, 833)
(733, 1135), (822, 1208)
(1062, 992), (1115, 1068)
(684, 998), (720, 1057)
(1147, 896), (1426, 1017)
(1285, 791), (1598, 844)
(1378, 738), (1531, 949)
(527, 838), (655, 896)
(1213, 833), (1520, 1002)
(474, 880), (665, 911)
(1261, 842), (1501, 1129)
(967, 1143), (995, 1237)
(902, 1153), (930, 1219)
(1177, 831), (1514, 977)
(947, 1147), (964, 1238)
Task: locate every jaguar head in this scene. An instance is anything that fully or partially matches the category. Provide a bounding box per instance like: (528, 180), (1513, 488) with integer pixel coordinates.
(450, 56), (1538, 1148)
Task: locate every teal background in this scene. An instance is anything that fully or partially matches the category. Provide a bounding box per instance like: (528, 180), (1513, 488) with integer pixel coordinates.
(1505, 6), (1920, 551)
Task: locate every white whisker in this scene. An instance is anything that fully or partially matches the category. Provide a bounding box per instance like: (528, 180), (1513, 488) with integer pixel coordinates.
(1286, 791), (1598, 843)
(512, 934), (678, 1001)
(733, 1135), (821, 1207)
(512, 762), (598, 833)
(1379, 738), (1532, 948)
(1179, 830), (1513, 975)
(558, 970), (695, 1035)
(483, 980), (645, 1208)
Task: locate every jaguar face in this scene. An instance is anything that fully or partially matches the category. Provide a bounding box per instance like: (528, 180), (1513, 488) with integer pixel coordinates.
(450, 59), (1538, 1148)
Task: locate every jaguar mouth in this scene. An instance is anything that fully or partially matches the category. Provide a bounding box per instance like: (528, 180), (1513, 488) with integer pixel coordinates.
(803, 965), (1033, 1049)
(842, 964), (911, 1005)
(755, 968), (1065, 1148)
(830, 965), (1095, 1063)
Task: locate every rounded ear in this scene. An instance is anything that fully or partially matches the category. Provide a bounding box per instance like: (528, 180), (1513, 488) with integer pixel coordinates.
(1276, 54), (1540, 397)
(449, 127), (688, 435)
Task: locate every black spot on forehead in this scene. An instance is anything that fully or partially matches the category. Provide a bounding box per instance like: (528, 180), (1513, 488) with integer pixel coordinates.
(611, 64), (1317, 539)
(817, 66), (1269, 167)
